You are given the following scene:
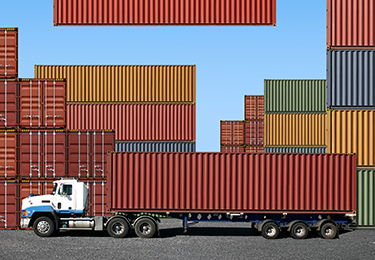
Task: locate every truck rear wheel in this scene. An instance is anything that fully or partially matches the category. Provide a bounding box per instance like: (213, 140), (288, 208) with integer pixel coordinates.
(107, 218), (129, 238)
(261, 222), (280, 239)
(134, 218), (156, 238)
(33, 217), (55, 237)
(291, 223), (309, 239)
(320, 223), (337, 239)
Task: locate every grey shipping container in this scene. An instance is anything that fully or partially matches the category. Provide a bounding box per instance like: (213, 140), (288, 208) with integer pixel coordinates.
(327, 49), (375, 108)
(264, 147), (326, 153)
(116, 142), (196, 152)
(265, 80), (326, 113)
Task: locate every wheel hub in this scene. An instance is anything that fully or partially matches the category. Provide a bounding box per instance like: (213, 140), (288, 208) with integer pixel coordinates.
(266, 227), (276, 236)
(37, 221), (50, 233)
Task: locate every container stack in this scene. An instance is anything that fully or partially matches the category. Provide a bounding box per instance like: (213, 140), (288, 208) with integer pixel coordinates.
(263, 79), (327, 153)
(327, 0), (375, 228)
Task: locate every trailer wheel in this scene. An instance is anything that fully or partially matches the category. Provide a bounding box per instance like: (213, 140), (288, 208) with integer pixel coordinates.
(33, 217), (55, 237)
(261, 222), (280, 239)
(320, 223), (337, 239)
(291, 223), (309, 239)
(134, 218), (156, 238)
(107, 218), (129, 238)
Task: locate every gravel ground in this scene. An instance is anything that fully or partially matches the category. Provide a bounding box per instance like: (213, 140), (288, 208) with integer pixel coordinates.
(1, 219), (375, 260)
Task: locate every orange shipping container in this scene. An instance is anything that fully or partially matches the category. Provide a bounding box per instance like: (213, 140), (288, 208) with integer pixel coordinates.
(245, 95), (264, 121)
(245, 145), (264, 153)
(0, 130), (17, 179)
(265, 113), (326, 147)
(34, 65), (196, 102)
(326, 109), (375, 167)
(0, 28), (18, 78)
(220, 120), (244, 146)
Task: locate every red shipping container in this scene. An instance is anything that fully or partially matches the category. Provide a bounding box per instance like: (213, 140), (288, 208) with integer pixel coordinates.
(245, 120), (264, 145)
(19, 130), (67, 179)
(19, 79), (66, 128)
(220, 120), (244, 145)
(67, 104), (195, 141)
(54, 0), (276, 26)
(0, 79), (17, 128)
(0, 28), (18, 78)
(327, 0), (375, 48)
(245, 95), (264, 121)
(220, 145), (244, 153)
(0, 180), (18, 229)
(244, 145), (264, 153)
(0, 130), (17, 179)
(81, 179), (111, 216)
(19, 180), (54, 200)
(67, 130), (115, 178)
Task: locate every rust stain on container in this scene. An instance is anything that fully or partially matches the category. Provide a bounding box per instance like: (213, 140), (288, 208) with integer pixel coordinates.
(107, 152), (356, 213)
(53, 0), (276, 26)
(0, 79), (17, 128)
(0, 28), (18, 78)
(326, 109), (375, 166)
(265, 113), (326, 146)
(0, 180), (18, 229)
(0, 130), (17, 179)
(245, 95), (264, 121)
(67, 104), (195, 141)
(34, 65), (196, 102)
(220, 120), (244, 146)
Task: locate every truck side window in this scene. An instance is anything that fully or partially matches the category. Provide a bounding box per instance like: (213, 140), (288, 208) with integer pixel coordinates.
(61, 185), (73, 195)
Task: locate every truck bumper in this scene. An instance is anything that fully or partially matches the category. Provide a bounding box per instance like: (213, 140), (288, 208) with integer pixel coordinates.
(21, 218), (31, 228)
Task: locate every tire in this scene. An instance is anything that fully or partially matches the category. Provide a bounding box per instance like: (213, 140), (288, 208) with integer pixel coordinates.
(261, 222), (280, 239)
(320, 222), (337, 239)
(134, 218), (157, 238)
(33, 217), (55, 237)
(107, 218), (129, 238)
(290, 223), (309, 239)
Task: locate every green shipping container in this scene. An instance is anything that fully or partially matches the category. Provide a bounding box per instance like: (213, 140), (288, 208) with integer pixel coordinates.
(264, 79), (326, 113)
(356, 168), (375, 228)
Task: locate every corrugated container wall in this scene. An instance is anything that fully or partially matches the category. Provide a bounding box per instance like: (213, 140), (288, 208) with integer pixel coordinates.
(0, 79), (17, 128)
(264, 80), (326, 113)
(53, 0), (276, 26)
(34, 65), (196, 102)
(356, 169), (375, 227)
(264, 147), (327, 154)
(107, 152), (357, 213)
(244, 95), (264, 121)
(67, 104), (195, 141)
(327, 50), (375, 108)
(265, 113), (326, 146)
(220, 121), (244, 146)
(327, 0), (375, 48)
(0, 130), (17, 179)
(326, 109), (375, 167)
(0, 28), (18, 78)
(245, 120), (264, 145)
(0, 180), (18, 229)
(116, 142), (196, 152)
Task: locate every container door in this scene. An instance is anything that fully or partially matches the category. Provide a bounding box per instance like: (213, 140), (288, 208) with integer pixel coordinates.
(68, 131), (90, 178)
(0, 29), (18, 78)
(43, 131), (66, 179)
(19, 80), (42, 128)
(92, 131), (114, 178)
(0, 80), (17, 127)
(0, 181), (18, 229)
(44, 80), (66, 128)
(19, 131), (42, 178)
(84, 181), (110, 216)
(0, 131), (17, 179)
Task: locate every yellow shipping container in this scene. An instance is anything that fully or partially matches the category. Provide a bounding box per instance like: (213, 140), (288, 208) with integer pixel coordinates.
(265, 113), (326, 146)
(34, 65), (196, 102)
(326, 109), (375, 167)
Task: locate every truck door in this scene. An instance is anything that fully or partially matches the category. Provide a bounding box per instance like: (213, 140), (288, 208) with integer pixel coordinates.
(54, 183), (76, 213)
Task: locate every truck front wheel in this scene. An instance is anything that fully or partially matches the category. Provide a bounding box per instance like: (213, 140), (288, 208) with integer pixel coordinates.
(33, 217), (55, 237)
(107, 218), (129, 238)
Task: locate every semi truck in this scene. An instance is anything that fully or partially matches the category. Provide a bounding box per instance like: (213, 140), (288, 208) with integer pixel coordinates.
(21, 152), (357, 239)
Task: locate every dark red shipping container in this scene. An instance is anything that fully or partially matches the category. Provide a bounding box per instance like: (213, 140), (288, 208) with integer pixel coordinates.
(0, 130), (17, 179)
(67, 130), (115, 179)
(0, 180), (18, 229)
(19, 180), (54, 200)
(220, 120), (244, 145)
(19, 79), (66, 128)
(107, 152), (357, 213)
(0, 79), (17, 128)
(245, 120), (264, 145)
(220, 145), (244, 153)
(0, 28), (18, 78)
(244, 95), (264, 121)
(54, 0), (276, 26)
(19, 130), (67, 179)
(244, 145), (264, 153)
(67, 104), (195, 141)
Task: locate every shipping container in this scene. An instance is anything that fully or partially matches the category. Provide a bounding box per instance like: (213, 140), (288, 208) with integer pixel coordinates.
(67, 130), (115, 178)
(265, 113), (326, 147)
(53, 0), (276, 26)
(0, 28), (18, 78)
(244, 145), (264, 153)
(326, 109), (375, 166)
(245, 120), (264, 145)
(67, 103), (195, 141)
(356, 168), (375, 228)
(19, 180), (54, 200)
(327, 49), (375, 108)
(0, 180), (18, 229)
(19, 130), (67, 178)
(0, 79), (18, 128)
(244, 95), (264, 121)
(220, 120), (244, 146)
(220, 145), (244, 153)
(19, 79), (66, 128)
(264, 147), (327, 154)
(107, 152), (357, 213)
(116, 141), (196, 152)
(327, 0), (375, 48)
(34, 65), (196, 102)
(264, 80), (326, 113)
(0, 130), (17, 179)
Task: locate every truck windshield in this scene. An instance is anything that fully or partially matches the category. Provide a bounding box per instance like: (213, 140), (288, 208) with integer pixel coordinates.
(52, 183), (57, 195)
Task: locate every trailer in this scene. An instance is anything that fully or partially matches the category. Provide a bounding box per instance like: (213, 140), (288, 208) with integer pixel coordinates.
(21, 152), (357, 239)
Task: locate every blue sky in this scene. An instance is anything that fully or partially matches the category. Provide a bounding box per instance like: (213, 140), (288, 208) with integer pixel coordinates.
(0, 0), (327, 152)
